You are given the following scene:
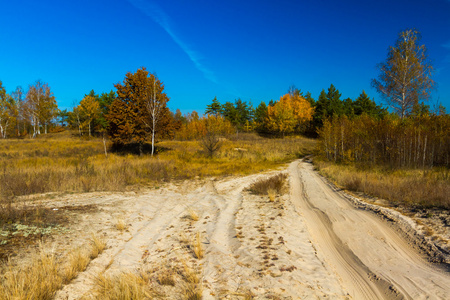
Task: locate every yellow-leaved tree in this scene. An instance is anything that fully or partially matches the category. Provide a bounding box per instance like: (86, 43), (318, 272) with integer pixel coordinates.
(79, 95), (100, 137)
(266, 94), (314, 136)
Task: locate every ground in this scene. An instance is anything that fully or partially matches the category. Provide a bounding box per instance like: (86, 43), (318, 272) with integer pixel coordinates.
(1, 160), (449, 299)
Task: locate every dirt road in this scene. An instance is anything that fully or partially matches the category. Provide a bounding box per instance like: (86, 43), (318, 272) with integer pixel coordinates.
(50, 160), (449, 299)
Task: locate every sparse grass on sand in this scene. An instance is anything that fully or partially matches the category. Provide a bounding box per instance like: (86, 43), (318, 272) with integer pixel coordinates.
(314, 159), (450, 209)
(92, 259), (203, 300)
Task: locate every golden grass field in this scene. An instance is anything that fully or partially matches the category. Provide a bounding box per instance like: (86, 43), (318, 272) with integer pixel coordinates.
(0, 131), (316, 198)
(314, 158), (450, 209)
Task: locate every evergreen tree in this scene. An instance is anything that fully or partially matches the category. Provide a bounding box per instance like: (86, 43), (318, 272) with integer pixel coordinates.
(312, 89), (329, 129)
(326, 84), (344, 117)
(254, 101), (268, 133)
(343, 98), (354, 117)
(353, 90), (386, 118)
(205, 96), (222, 116)
(304, 91), (315, 106)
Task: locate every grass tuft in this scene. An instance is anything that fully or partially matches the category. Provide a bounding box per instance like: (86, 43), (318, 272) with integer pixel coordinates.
(191, 232), (204, 260)
(90, 233), (107, 259)
(93, 271), (155, 300)
(248, 173), (288, 197)
(184, 208), (199, 222)
(115, 219), (127, 231)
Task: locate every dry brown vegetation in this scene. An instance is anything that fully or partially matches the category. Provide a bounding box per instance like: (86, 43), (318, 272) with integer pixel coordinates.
(248, 173), (288, 197)
(0, 132), (314, 198)
(314, 159), (450, 209)
(0, 235), (105, 300)
(92, 259), (203, 300)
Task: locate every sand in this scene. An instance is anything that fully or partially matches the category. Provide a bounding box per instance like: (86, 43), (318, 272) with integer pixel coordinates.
(22, 160), (447, 299)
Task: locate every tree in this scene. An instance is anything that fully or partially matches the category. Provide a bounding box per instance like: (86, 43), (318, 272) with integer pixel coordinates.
(372, 29), (435, 119)
(107, 67), (170, 156)
(98, 90), (116, 129)
(254, 101), (268, 133)
(199, 115), (233, 157)
(25, 80), (58, 136)
(326, 84), (344, 117)
(79, 95), (101, 136)
(266, 94), (314, 136)
(11, 86), (24, 136)
(353, 90), (386, 118)
(0, 81), (15, 138)
(205, 96), (222, 116)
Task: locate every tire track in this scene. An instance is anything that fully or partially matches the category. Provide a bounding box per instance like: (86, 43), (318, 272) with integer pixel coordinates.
(290, 160), (450, 299)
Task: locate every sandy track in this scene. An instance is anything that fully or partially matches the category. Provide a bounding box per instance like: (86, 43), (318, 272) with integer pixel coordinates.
(291, 160), (450, 299)
(48, 160), (450, 299)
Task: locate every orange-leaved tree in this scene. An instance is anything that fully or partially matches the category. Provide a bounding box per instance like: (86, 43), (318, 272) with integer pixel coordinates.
(266, 94), (314, 136)
(107, 67), (170, 155)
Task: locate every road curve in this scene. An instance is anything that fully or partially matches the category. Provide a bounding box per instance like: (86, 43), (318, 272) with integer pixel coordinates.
(289, 160), (450, 299)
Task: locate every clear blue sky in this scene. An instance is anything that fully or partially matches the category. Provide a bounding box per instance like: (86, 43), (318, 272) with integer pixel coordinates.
(1, 0), (449, 114)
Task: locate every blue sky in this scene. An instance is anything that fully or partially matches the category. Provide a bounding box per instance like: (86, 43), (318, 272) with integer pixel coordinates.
(1, 0), (449, 114)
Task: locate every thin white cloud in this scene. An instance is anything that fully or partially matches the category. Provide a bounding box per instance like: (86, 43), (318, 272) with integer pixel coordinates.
(127, 0), (218, 83)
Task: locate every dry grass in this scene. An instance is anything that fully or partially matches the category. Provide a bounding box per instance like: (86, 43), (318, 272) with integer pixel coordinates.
(115, 219), (127, 231)
(93, 271), (155, 300)
(0, 132), (315, 200)
(0, 249), (62, 300)
(248, 173), (288, 197)
(182, 282), (203, 300)
(63, 247), (91, 283)
(90, 233), (107, 259)
(0, 236), (105, 300)
(191, 232), (204, 260)
(92, 259), (203, 299)
(184, 208), (199, 222)
(267, 189), (277, 202)
(157, 269), (176, 286)
(314, 159), (450, 209)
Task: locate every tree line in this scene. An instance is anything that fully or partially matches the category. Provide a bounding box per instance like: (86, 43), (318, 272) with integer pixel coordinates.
(0, 80), (58, 138)
(318, 113), (449, 168)
(0, 29), (446, 163)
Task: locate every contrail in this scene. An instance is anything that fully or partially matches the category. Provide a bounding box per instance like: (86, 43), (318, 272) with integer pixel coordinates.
(127, 0), (218, 83)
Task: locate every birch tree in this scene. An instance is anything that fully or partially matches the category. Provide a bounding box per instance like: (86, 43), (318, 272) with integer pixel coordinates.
(25, 80), (58, 137)
(372, 29), (435, 119)
(0, 81), (15, 138)
(144, 77), (168, 156)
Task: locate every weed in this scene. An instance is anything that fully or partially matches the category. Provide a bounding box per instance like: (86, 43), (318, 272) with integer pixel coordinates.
(267, 189), (276, 202)
(90, 233), (106, 259)
(184, 208), (199, 222)
(63, 247), (90, 283)
(248, 173), (288, 196)
(157, 269), (176, 286)
(192, 232), (204, 260)
(93, 271), (155, 300)
(116, 219), (127, 231)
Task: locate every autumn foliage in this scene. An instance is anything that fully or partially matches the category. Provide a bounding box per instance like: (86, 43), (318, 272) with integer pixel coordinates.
(176, 114), (234, 141)
(266, 94), (314, 136)
(318, 114), (449, 168)
(107, 68), (172, 154)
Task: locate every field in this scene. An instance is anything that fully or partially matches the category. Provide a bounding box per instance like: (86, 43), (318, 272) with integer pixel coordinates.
(1, 132), (449, 299)
(0, 132), (315, 198)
